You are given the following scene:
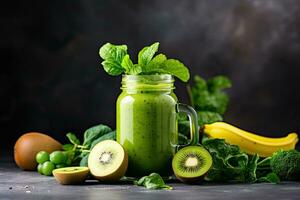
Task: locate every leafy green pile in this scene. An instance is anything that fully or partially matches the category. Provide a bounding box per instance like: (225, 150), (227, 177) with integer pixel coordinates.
(62, 124), (116, 167)
(99, 42), (190, 82)
(134, 173), (172, 190)
(201, 138), (279, 183)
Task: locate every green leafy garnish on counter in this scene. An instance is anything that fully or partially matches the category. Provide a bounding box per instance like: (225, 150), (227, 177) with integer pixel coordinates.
(134, 173), (172, 190)
(99, 42), (190, 82)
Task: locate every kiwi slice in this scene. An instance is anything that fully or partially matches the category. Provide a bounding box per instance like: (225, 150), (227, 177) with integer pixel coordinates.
(53, 167), (89, 185)
(172, 145), (212, 183)
(88, 140), (128, 182)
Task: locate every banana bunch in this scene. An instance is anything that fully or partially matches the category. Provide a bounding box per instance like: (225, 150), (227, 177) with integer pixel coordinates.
(204, 122), (298, 157)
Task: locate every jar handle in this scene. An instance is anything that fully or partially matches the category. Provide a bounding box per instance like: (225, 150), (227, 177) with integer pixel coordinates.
(176, 103), (199, 150)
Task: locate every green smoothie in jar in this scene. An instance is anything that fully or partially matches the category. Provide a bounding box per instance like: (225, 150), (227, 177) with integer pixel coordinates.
(117, 75), (178, 176)
(99, 42), (198, 178)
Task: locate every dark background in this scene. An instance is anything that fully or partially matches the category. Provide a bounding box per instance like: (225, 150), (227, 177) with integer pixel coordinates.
(1, 0), (300, 155)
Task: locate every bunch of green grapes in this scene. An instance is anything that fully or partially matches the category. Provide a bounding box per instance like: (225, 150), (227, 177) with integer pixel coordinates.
(36, 151), (71, 176)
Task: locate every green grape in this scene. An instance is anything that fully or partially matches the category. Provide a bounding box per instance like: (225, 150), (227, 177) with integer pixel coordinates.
(62, 151), (68, 164)
(50, 151), (65, 164)
(42, 161), (55, 176)
(37, 163), (43, 174)
(36, 151), (49, 164)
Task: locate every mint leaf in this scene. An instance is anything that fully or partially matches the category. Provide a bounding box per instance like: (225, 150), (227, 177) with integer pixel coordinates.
(159, 59), (190, 82)
(121, 55), (142, 75)
(99, 43), (127, 61)
(99, 42), (191, 81)
(138, 42), (159, 66)
(99, 43), (127, 76)
(66, 132), (81, 145)
(101, 60), (124, 76)
(143, 54), (167, 73)
(134, 173), (172, 190)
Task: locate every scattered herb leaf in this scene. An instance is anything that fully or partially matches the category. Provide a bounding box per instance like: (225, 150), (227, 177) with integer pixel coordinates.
(134, 173), (172, 190)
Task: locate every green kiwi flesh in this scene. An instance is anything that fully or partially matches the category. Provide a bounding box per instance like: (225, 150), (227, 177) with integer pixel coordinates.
(53, 167), (90, 185)
(172, 145), (212, 183)
(88, 140), (128, 182)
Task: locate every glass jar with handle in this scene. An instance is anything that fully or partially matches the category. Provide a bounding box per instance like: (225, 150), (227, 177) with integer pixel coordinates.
(116, 75), (198, 177)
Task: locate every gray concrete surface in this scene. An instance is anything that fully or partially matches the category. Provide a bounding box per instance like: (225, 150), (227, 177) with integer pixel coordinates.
(1, 157), (300, 200)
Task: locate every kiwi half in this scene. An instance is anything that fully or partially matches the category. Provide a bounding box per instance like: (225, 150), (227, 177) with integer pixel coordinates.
(53, 167), (89, 185)
(172, 145), (212, 184)
(88, 140), (128, 182)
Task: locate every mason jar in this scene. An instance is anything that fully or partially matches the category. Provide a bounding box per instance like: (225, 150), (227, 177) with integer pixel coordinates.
(116, 75), (198, 177)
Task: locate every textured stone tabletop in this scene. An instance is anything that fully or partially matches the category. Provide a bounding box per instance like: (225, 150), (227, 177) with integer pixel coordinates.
(1, 157), (300, 200)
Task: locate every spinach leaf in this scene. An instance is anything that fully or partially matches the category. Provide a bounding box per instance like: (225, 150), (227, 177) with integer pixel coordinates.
(134, 173), (172, 190)
(90, 131), (116, 149)
(79, 153), (89, 167)
(66, 132), (81, 145)
(99, 43), (127, 76)
(83, 124), (112, 149)
(138, 42), (159, 67)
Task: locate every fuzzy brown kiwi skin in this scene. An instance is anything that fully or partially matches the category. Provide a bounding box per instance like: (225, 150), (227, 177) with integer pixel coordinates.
(53, 167), (90, 185)
(93, 148), (128, 182)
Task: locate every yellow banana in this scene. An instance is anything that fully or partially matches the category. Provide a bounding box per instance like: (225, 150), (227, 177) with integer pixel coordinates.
(204, 122), (298, 157)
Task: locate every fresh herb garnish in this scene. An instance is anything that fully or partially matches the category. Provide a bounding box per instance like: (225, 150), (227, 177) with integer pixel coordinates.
(134, 173), (172, 190)
(99, 42), (190, 82)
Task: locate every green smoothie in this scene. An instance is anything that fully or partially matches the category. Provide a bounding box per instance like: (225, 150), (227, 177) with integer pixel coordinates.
(116, 75), (178, 177)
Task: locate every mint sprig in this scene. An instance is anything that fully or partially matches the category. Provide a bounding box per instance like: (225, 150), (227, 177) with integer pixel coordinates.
(99, 42), (190, 82)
